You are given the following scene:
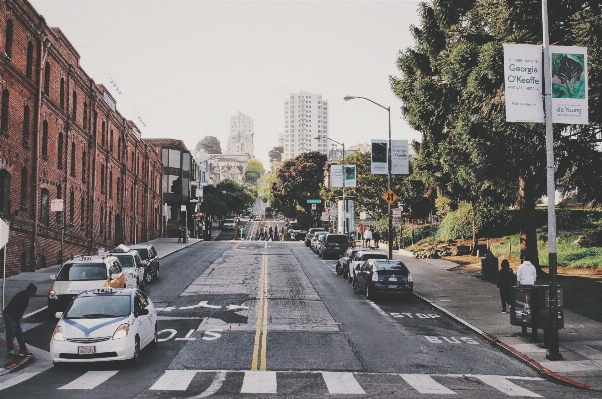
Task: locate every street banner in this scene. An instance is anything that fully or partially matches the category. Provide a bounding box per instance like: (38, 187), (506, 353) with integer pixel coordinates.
(344, 165), (357, 187)
(503, 43), (544, 123)
(0, 218), (9, 248)
(391, 140), (409, 174)
(550, 46), (588, 124)
(331, 165), (343, 187)
(371, 139), (388, 174)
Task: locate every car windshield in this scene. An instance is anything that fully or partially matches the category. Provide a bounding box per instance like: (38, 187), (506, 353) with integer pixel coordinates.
(289, 224), (301, 230)
(64, 295), (131, 319)
(327, 235), (349, 243)
(225, 219), (235, 223)
(134, 248), (149, 260)
(112, 255), (134, 269)
(361, 254), (388, 261)
(373, 261), (409, 272)
(56, 263), (107, 281)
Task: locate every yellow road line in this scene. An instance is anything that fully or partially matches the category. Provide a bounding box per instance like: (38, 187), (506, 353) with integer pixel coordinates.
(233, 241), (242, 250)
(251, 254), (268, 370)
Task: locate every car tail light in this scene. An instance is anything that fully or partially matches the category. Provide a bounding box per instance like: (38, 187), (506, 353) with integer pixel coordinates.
(408, 273), (413, 283)
(372, 272), (379, 282)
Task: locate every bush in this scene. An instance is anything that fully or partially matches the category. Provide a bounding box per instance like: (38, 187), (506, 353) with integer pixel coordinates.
(439, 203), (473, 240)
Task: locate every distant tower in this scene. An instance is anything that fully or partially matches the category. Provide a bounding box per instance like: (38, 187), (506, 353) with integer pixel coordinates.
(227, 111), (254, 157)
(282, 91), (328, 160)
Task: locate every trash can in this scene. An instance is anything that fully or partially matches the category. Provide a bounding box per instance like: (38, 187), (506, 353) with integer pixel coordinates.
(481, 251), (499, 281)
(534, 285), (564, 330)
(510, 286), (535, 327)
(178, 227), (187, 243)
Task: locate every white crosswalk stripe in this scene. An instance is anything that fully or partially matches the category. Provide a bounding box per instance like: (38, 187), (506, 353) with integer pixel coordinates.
(322, 371), (366, 394)
(401, 374), (456, 395)
(475, 375), (543, 397)
(149, 370), (198, 391)
(240, 371), (277, 393)
(58, 370), (119, 390)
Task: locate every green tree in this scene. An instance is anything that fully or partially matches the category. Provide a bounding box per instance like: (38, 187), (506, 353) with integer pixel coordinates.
(196, 136), (222, 154)
(245, 158), (265, 183)
(258, 172), (277, 203)
(268, 146), (284, 162)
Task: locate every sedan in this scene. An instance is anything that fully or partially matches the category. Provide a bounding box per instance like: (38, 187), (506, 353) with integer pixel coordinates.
(353, 259), (413, 301)
(311, 231), (328, 253)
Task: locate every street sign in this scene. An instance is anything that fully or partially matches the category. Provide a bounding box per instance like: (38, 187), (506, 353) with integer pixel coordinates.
(393, 216), (402, 227)
(311, 203), (317, 210)
(51, 199), (64, 212)
(360, 211), (366, 220)
(307, 199), (322, 204)
(0, 218), (9, 248)
(180, 205), (186, 211)
(196, 188), (203, 197)
(383, 190), (398, 205)
(392, 208), (401, 217)
(321, 212), (328, 221)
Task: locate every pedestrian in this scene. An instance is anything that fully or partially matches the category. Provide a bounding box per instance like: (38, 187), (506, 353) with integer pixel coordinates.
(372, 229), (381, 249)
(274, 229), (279, 241)
(259, 224), (265, 240)
(269, 226), (273, 241)
(497, 259), (515, 313)
(236, 226), (241, 240)
(281, 227), (285, 241)
(3, 283), (37, 357)
(364, 227), (372, 248)
(517, 255), (537, 286)
(241, 226), (246, 239)
(358, 224), (363, 241)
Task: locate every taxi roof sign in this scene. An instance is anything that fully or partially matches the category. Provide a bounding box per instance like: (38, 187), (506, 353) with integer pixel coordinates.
(95, 287), (116, 294)
(112, 244), (130, 253)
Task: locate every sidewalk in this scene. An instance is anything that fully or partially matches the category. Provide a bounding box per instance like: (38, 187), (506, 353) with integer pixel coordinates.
(378, 241), (602, 391)
(0, 224), (220, 375)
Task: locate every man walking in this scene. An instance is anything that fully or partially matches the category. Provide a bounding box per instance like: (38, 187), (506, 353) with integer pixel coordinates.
(497, 260), (515, 313)
(517, 255), (537, 286)
(3, 283), (37, 357)
(372, 229), (381, 249)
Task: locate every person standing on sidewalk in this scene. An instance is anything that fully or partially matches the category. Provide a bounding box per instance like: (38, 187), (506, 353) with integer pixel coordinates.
(497, 260), (514, 313)
(372, 229), (381, 249)
(363, 227), (372, 248)
(517, 255), (537, 286)
(3, 283), (37, 357)
(358, 224), (363, 241)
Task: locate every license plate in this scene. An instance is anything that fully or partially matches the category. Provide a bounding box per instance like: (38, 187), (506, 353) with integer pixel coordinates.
(78, 346), (95, 355)
(388, 277), (398, 282)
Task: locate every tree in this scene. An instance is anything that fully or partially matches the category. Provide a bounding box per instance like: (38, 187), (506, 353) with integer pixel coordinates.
(245, 158), (265, 183)
(390, 0), (602, 270)
(268, 146), (284, 163)
(196, 136), (222, 154)
(258, 172), (277, 203)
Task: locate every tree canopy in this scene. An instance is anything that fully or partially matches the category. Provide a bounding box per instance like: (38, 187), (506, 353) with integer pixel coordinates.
(196, 136), (222, 154)
(268, 146), (284, 163)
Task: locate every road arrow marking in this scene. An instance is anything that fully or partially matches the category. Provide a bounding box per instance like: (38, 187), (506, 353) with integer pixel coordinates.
(180, 301), (222, 310)
(226, 305), (250, 310)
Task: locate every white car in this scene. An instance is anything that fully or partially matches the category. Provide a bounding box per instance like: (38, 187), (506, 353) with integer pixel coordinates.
(50, 288), (158, 366)
(109, 246), (145, 289)
(223, 218), (236, 230)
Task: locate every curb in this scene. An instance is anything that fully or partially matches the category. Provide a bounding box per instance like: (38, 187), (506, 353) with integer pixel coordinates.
(157, 239), (203, 260)
(413, 292), (591, 390)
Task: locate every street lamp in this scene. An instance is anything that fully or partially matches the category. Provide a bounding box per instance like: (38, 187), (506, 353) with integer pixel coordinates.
(344, 95), (393, 259)
(314, 136), (346, 235)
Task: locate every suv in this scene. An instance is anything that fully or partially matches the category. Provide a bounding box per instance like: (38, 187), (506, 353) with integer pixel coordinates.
(305, 228), (326, 247)
(287, 224), (305, 241)
(129, 244), (160, 284)
(345, 249), (389, 282)
(109, 244), (146, 289)
(223, 218), (236, 230)
(48, 255), (126, 314)
(320, 234), (350, 259)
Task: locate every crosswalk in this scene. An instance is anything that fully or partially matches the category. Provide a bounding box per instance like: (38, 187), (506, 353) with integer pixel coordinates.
(50, 370), (546, 396)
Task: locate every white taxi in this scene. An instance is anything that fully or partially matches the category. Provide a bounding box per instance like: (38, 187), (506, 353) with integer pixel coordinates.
(47, 255), (126, 314)
(50, 288), (158, 365)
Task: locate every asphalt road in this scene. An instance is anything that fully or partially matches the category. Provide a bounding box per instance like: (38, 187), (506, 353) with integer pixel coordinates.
(2, 232), (598, 398)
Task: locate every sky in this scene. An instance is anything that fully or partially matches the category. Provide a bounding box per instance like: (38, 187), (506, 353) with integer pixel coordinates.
(30, 0), (423, 168)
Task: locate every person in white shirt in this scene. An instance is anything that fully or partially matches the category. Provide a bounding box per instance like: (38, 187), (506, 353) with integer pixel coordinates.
(363, 227), (372, 248)
(517, 255), (537, 286)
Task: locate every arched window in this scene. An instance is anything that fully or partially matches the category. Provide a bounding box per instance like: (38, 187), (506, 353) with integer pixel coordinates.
(20, 167), (27, 208)
(1, 89), (9, 135)
(69, 190), (74, 224)
(100, 164), (105, 194)
(40, 188), (50, 226)
(0, 170), (10, 213)
(44, 62), (50, 94)
(42, 120), (48, 158)
(4, 19), (13, 59)
(81, 149), (86, 182)
(71, 91), (77, 121)
(57, 132), (63, 169)
(26, 41), (34, 79)
(59, 78), (65, 109)
(70, 141), (76, 177)
(80, 196), (85, 228)
(22, 105), (30, 146)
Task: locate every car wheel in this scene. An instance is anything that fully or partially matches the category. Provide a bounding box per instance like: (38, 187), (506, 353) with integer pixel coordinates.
(130, 337), (140, 366)
(150, 323), (158, 347)
(335, 262), (342, 275)
(347, 270), (353, 283)
(352, 279), (360, 293)
(145, 272), (153, 284)
(343, 268), (348, 280)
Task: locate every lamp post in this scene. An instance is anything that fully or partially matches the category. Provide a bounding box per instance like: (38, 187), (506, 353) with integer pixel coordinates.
(314, 136), (346, 235)
(344, 95), (392, 259)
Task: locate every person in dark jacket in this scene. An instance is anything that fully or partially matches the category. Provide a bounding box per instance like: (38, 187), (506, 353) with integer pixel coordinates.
(3, 283), (37, 357)
(497, 260), (514, 313)
(372, 230), (381, 249)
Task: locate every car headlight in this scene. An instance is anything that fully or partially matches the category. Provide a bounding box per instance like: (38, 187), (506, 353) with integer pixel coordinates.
(48, 290), (57, 300)
(53, 325), (65, 341)
(112, 323), (130, 340)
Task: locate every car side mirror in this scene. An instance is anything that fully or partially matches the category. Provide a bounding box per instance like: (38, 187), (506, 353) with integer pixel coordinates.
(137, 308), (149, 317)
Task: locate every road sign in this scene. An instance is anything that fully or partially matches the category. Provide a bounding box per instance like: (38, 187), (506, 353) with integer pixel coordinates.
(307, 199), (322, 204)
(383, 190), (398, 205)
(321, 212), (329, 221)
(360, 211), (366, 220)
(393, 216), (402, 227)
(311, 203), (317, 210)
(196, 188), (203, 197)
(50, 199), (64, 212)
(0, 218), (9, 248)
(392, 208), (401, 217)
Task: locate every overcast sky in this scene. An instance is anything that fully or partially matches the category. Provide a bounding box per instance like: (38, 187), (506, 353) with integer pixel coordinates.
(30, 0), (422, 167)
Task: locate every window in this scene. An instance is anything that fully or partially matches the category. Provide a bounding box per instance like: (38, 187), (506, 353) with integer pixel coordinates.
(81, 150), (86, 182)
(83, 102), (87, 130)
(71, 91), (77, 121)
(117, 138), (121, 160)
(1, 89), (9, 135)
(4, 19), (13, 59)
(70, 142), (76, 177)
(0, 170), (10, 213)
(100, 164), (105, 194)
(109, 170), (113, 198)
(40, 188), (49, 226)
(80, 196), (85, 228)
(26, 41), (34, 78)
(69, 190), (74, 225)
(22, 105), (30, 146)
(100, 206), (104, 235)
(59, 78), (65, 109)
(19, 167), (27, 208)
(93, 111), (97, 139)
(110, 129), (113, 152)
(101, 121), (106, 147)
(44, 62), (50, 94)
(117, 177), (120, 202)
(57, 132), (63, 169)
(42, 121), (48, 158)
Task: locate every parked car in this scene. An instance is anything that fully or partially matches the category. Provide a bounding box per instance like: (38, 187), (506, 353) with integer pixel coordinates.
(313, 233), (328, 254)
(47, 255), (126, 314)
(336, 247), (361, 276)
(129, 244), (160, 284)
(353, 259), (413, 301)
(311, 231), (328, 253)
(305, 228), (326, 247)
(345, 249), (389, 282)
(50, 287), (158, 366)
(320, 233), (351, 259)
(109, 244), (146, 289)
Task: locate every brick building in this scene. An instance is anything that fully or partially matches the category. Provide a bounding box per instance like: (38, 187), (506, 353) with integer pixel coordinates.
(0, 0), (163, 277)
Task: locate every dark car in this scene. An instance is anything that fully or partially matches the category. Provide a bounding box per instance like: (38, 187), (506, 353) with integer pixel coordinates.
(320, 234), (351, 259)
(305, 228), (326, 247)
(129, 244), (160, 284)
(353, 259), (413, 301)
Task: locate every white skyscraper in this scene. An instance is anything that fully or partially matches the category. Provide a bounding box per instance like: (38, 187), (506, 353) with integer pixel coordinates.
(281, 91), (329, 160)
(227, 111), (254, 157)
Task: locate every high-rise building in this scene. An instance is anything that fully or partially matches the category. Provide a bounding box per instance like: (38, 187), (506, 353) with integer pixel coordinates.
(281, 91), (329, 160)
(226, 111), (254, 157)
